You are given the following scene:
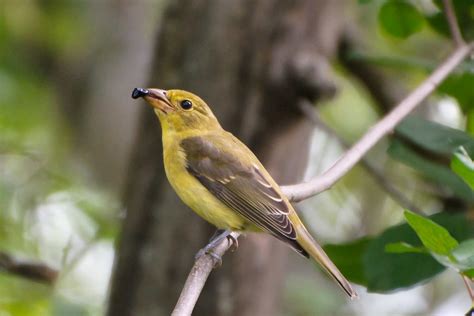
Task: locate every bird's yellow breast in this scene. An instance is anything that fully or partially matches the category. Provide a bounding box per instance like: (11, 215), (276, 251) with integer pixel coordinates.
(162, 132), (247, 230)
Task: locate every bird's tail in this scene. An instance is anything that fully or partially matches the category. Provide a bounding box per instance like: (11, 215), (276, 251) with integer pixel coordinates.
(295, 225), (358, 299)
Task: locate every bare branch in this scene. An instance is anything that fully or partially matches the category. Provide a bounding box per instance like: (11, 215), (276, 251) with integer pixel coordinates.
(0, 252), (58, 285)
(282, 43), (474, 202)
(172, 232), (240, 316)
(298, 101), (423, 214)
(442, 0), (465, 47)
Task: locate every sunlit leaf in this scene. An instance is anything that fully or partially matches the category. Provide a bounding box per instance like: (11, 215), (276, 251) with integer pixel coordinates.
(385, 242), (426, 254)
(404, 210), (459, 256)
(451, 146), (474, 190)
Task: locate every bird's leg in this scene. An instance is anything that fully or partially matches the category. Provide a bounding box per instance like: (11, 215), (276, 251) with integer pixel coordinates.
(195, 229), (236, 266)
(209, 229), (228, 243)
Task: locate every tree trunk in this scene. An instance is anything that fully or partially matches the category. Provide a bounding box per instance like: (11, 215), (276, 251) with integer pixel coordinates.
(108, 1), (347, 315)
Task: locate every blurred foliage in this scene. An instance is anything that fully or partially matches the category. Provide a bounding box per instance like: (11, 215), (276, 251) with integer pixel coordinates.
(388, 138), (474, 201)
(0, 1), (119, 315)
(310, 0), (474, 313)
(387, 116), (474, 201)
(378, 0), (425, 38)
(451, 146), (474, 190)
(1, 0), (474, 315)
(428, 0), (474, 41)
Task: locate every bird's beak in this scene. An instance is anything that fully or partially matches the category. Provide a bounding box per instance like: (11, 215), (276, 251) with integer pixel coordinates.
(131, 88), (174, 114)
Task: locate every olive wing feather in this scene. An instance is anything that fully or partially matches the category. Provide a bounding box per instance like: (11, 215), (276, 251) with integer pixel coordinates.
(180, 135), (308, 257)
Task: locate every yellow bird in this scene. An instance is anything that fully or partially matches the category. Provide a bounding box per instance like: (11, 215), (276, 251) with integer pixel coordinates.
(132, 87), (357, 298)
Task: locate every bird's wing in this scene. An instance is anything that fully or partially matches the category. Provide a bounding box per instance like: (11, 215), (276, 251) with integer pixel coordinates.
(180, 134), (308, 257)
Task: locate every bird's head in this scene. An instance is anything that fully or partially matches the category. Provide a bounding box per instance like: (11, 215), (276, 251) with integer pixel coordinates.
(132, 88), (221, 133)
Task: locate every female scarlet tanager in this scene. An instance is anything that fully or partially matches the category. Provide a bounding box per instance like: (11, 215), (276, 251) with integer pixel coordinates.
(131, 87), (357, 299)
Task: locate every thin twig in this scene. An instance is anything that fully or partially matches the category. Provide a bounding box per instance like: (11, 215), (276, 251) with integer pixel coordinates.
(298, 101), (423, 214)
(172, 232), (240, 316)
(281, 43), (474, 202)
(0, 252), (58, 285)
(463, 275), (474, 303)
(464, 275), (474, 316)
(442, 0), (465, 47)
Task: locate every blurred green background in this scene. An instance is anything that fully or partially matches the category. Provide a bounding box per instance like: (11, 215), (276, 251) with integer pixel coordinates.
(1, 0), (473, 315)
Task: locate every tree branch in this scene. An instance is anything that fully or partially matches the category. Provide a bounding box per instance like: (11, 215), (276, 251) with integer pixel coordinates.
(442, 0), (465, 47)
(298, 101), (424, 214)
(172, 232), (240, 316)
(0, 252), (58, 285)
(281, 43), (474, 202)
(172, 43), (474, 315)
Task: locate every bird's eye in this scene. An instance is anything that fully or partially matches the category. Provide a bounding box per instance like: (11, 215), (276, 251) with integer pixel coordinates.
(180, 99), (193, 110)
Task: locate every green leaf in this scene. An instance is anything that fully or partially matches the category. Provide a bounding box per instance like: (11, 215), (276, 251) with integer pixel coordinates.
(385, 242), (426, 254)
(324, 238), (371, 286)
(430, 239), (474, 272)
(364, 212), (473, 292)
(327, 213), (473, 292)
(363, 219), (441, 292)
(394, 117), (474, 197)
(462, 269), (474, 278)
(438, 73), (474, 112)
(388, 139), (474, 202)
(451, 239), (474, 271)
(378, 0), (424, 38)
(467, 109), (474, 136)
(396, 116), (474, 156)
(404, 210), (459, 256)
(451, 146), (474, 190)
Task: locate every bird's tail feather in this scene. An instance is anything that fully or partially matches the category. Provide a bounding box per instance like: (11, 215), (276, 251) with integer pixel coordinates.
(295, 225), (358, 299)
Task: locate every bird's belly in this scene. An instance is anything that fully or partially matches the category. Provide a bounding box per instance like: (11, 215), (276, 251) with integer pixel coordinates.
(164, 146), (246, 230)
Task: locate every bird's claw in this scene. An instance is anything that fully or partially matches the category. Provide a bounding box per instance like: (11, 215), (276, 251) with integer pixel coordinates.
(207, 251), (223, 267)
(226, 234), (238, 252)
(194, 248), (222, 267)
(194, 230), (238, 267)
(194, 248), (206, 261)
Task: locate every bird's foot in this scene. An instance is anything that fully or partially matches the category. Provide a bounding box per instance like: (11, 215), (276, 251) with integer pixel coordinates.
(227, 234), (239, 252)
(194, 229), (236, 267)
